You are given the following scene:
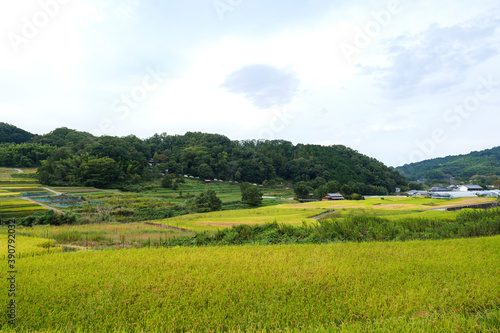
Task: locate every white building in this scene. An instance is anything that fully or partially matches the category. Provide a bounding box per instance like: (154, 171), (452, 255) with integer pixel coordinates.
(459, 185), (484, 192)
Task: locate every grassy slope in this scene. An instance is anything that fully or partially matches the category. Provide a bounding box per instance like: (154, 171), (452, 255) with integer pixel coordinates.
(1, 236), (499, 332)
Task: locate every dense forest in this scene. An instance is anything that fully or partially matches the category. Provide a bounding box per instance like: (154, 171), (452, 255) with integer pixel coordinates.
(0, 122), (35, 144)
(396, 146), (500, 184)
(0, 123), (407, 193)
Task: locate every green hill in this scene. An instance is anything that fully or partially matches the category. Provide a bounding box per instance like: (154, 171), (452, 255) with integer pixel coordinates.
(1, 126), (407, 192)
(0, 122), (34, 144)
(396, 146), (500, 181)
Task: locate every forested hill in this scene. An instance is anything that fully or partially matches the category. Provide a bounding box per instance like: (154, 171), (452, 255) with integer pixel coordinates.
(395, 146), (500, 181)
(0, 127), (407, 192)
(0, 122), (35, 144)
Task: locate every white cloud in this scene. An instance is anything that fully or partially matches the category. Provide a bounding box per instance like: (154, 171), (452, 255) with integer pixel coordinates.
(0, 0), (498, 167)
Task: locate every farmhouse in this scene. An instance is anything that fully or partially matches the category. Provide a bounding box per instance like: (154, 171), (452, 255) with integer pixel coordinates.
(459, 185), (484, 191)
(323, 193), (345, 200)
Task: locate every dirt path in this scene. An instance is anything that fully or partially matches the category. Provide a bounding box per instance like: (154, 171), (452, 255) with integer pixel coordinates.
(22, 197), (64, 214)
(15, 168), (23, 173)
(43, 187), (64, 195)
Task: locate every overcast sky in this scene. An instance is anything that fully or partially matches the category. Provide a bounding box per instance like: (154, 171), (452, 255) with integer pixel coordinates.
(1, 0), (499, 167)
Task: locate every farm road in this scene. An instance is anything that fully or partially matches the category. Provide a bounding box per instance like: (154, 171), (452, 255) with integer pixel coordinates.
(22, 197), (64, 214)
(43, 187), (64, 195)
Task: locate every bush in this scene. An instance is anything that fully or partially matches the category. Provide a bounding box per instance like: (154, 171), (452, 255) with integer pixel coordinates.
(353, 193), (365, 200)
(241, 185), (263, 206)
(188, 190), (222, 213)
(18, 211), (78, 227)
(161, 175), (173, 188)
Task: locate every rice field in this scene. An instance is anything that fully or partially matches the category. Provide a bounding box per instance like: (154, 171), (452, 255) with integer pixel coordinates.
(0, 235), (60, 257)
(13, 222), (186, 248)
(152, 196), (497, 231)
(0, 178), (45, 198)
(0, 235), (499, 332)
(47, 187), (103, 194)
(0, 169), (48, 217)
(0, 197), (48, 218)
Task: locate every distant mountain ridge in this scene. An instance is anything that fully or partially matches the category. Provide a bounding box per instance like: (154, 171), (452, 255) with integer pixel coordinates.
(395, 146), (500, 181)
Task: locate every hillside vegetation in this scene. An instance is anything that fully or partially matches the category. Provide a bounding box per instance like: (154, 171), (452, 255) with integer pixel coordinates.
(0, 122), (34, 144)
(396, 146), (500, 182)
(0, 126), (407, 193)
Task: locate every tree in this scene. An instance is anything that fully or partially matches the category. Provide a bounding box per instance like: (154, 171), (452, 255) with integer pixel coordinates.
(190, 190), (222, 212)
(325, 180), (340, 193)
(313, 185), (328, 199)
(408, 182), (424, 190)
(341, 184), (351, 196)
(76, 157), (119, 188)
(161, 175), (173, 188)
(294, 182), (312, 199)
(241, 184), (263, 206)
(198, 163), (214, 179)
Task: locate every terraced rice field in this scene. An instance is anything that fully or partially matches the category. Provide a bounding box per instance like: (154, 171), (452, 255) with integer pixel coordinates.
(0, 168), (48, 217)
(0, 198), (47, 219)
(47, 187), (102, 194)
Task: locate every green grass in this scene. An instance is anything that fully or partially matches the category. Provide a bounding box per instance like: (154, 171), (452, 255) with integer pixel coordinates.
(138, 178), (294, 204)
(1, 236), (499, 332)
(62, 180), (294, 224)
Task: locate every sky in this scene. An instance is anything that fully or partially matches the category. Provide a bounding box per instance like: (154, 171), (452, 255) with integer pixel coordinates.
(1, 0), (499, 167)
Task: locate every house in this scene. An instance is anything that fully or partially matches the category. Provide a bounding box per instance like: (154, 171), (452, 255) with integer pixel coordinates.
(323, 193), (345, 200)
(459, 185), (484, 192)
(204, 179), (211, 184)
(447, 185), (459, 191)
(428, 187), (448, 193)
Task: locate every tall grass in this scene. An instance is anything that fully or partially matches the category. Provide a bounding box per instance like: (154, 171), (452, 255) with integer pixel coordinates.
(163, 207), (500, 246)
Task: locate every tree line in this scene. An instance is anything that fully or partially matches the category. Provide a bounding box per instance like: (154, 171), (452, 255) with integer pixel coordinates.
(0, 124), (407, 192)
